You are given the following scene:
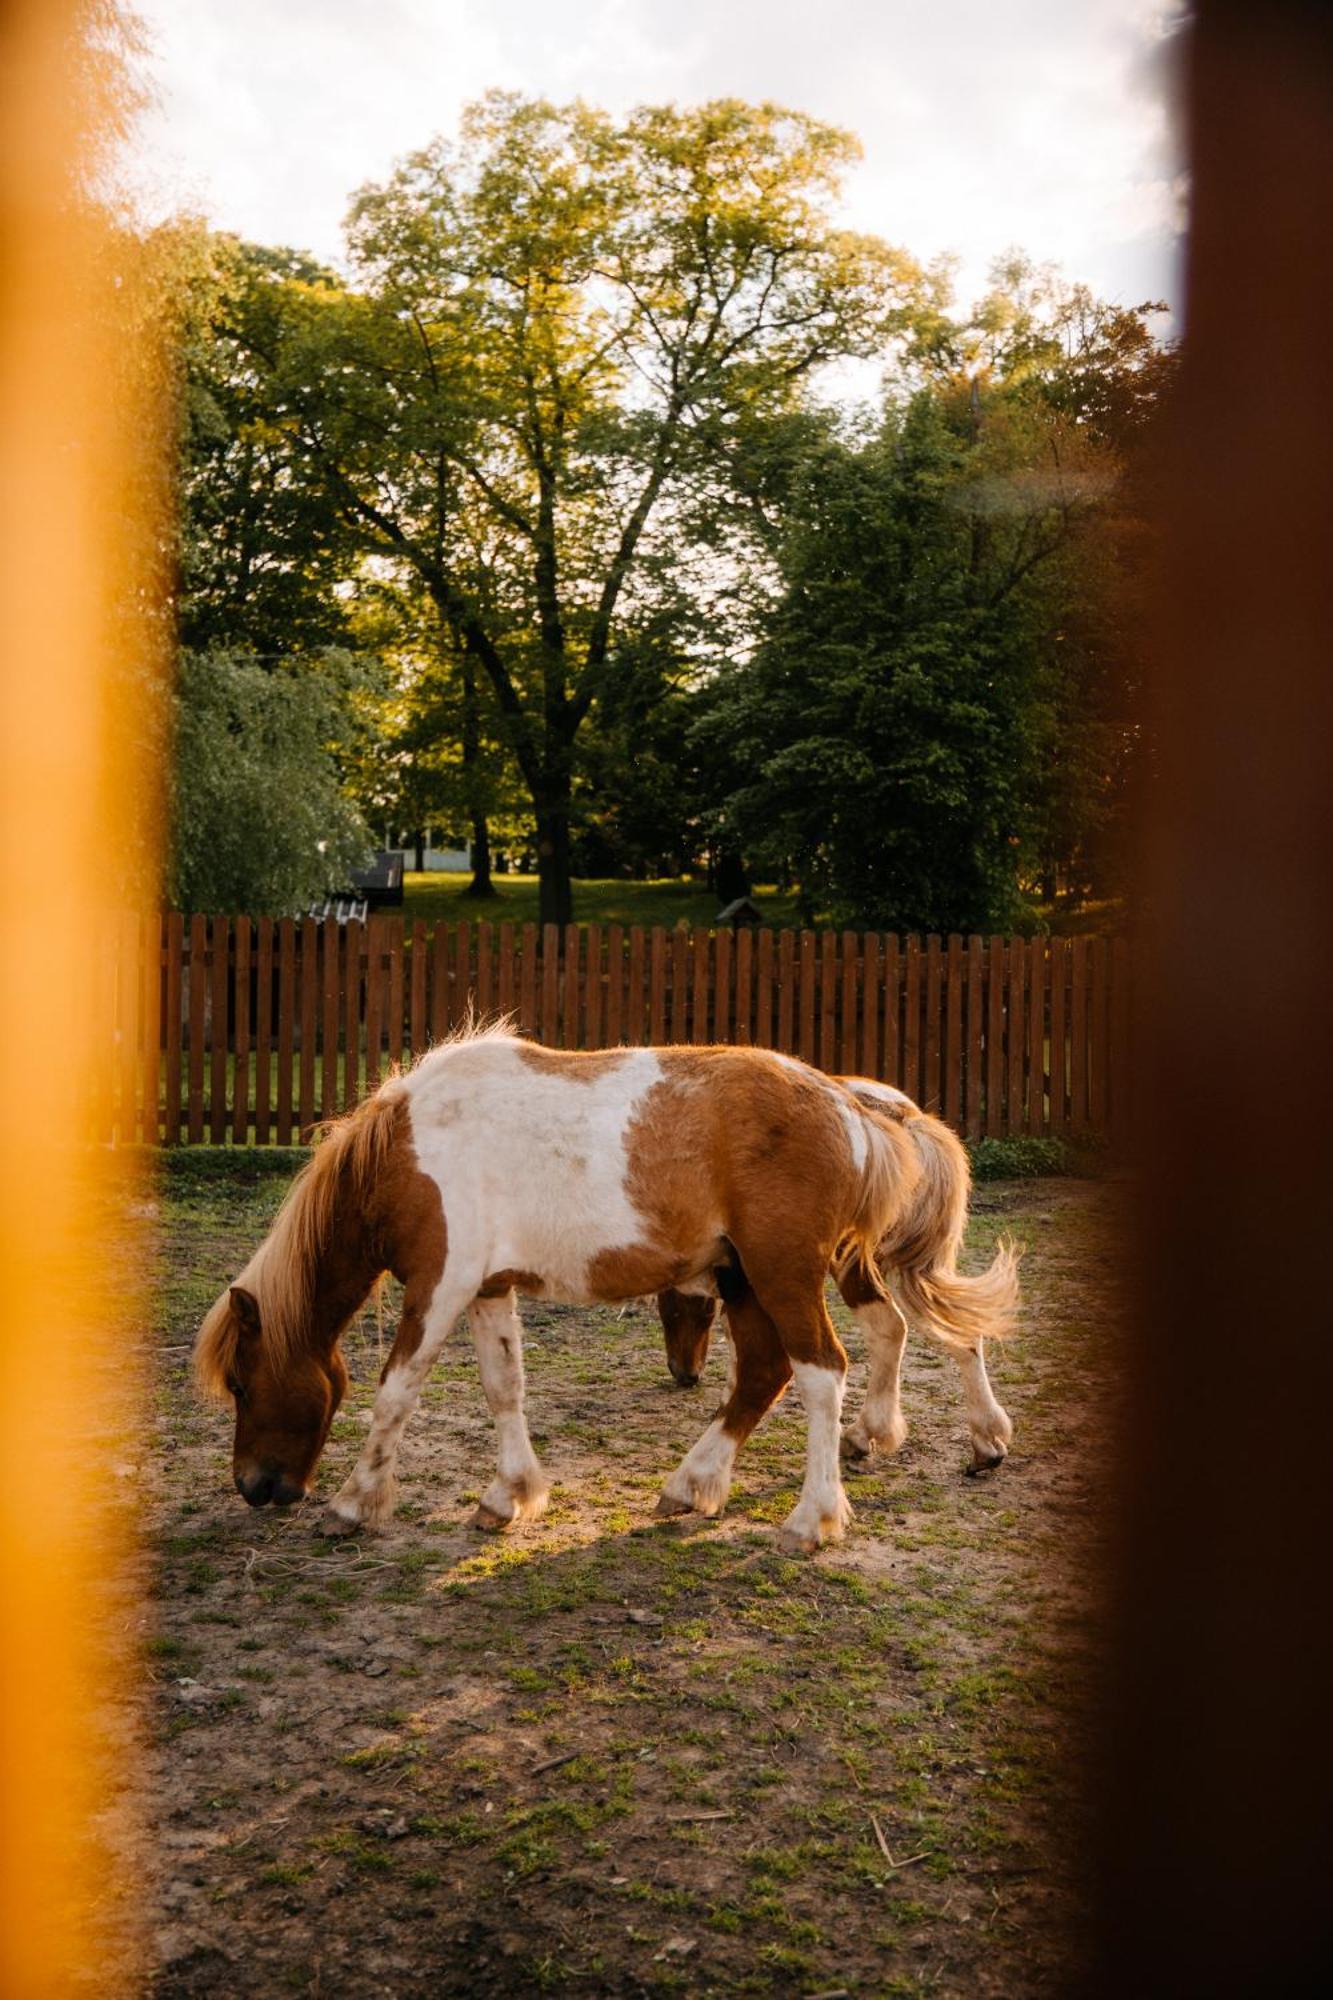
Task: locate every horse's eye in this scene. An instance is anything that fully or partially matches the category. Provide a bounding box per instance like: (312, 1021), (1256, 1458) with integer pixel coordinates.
(226, 1375), (247, 1406)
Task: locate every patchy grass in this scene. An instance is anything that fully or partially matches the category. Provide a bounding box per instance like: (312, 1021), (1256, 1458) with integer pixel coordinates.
(131, 1163), (1120, 1996)
(402, 872), (800, 932)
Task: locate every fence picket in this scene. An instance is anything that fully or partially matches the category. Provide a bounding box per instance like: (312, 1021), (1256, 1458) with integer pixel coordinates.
(626, 926), (645, 1044)
(1049, 938), (1068, 1136)
(210, 916), (229, 1145)
(1071, 938), (1090, 1139)
(233, 915), (251, 1144)
(985, 938), (1005, 1137)
(945, 935), (963, 1130)
(276, 918), (295, 1145)
(1007, 938), (1026, 1138)
(965, 936), (983, 1137)
(604, 924), (624, 1046)
(882, 937), (900, 1087)
(343, 920), (364, 1110)
(860, 933), (880, 1078)
(1026, 937), (1047, 1135)
(691, 929), (711, 1044)
(817, 931), (836, 1071)
(671, 928), (690, 1043)
(409, 920), (427, 1057)
(255, 917), (272, 1144)
(564, 925), (581, 1049)
(165, 912), (183, 1145)
(925, 934), (942, 1114)
(903, 937), (922, 1104)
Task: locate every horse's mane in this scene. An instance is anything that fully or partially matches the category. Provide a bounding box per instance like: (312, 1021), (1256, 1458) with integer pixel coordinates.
(194, 1081), (406, 1401)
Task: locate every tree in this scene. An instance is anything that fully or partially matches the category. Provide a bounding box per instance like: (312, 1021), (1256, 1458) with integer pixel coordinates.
(220, 94), (925, 923)
(177, 239), (359, 659)
(168, 653), (371, 914)
(702, 271), (1169, 931)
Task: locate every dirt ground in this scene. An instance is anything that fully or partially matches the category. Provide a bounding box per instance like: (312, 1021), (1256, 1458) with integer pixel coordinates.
(121, 1166), (1120, 1997)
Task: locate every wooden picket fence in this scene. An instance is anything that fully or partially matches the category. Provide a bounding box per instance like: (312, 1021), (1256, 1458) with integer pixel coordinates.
(96, 914), (1130, 1148)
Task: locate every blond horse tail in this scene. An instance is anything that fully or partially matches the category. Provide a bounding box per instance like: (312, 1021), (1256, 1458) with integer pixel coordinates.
(877, 1110), (1019, 1353)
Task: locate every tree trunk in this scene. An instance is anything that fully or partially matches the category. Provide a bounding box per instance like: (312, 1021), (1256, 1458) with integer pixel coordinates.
(535, 798), (574, 928)
(465, 811), (493, 897)
(412, 829), (425, 872)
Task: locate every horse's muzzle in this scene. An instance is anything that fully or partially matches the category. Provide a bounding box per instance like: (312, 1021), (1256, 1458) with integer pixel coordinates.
(668, 1366), (702, 1389)
(236, 1468), (307, 1507)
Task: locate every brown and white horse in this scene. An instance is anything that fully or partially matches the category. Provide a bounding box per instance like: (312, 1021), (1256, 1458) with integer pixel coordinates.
(196, 1026), (1017, 1554)
(657, 1078), (1018, 1475)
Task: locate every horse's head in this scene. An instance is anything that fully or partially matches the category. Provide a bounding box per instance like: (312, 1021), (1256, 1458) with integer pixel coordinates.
(658, 1289), (719, 1389)
(207, 1285), (348, 1507)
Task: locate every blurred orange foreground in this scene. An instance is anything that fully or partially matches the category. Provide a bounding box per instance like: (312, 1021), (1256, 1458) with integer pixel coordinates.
(0, 1), (163, 1989)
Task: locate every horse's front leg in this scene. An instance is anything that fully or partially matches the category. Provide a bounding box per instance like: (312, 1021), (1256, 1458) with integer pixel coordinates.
(318, 1274), (472, 1536)
(655, 1290), (791, 1520)
(468, 1290), (550, 1531)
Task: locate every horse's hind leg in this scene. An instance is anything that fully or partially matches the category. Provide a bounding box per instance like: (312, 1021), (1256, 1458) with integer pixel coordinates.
(835, 1253), (910, 1462)
(841, 1297), (911, 1462)
(655, 1291), (792, 1520)
(468, 1290), (550, 1531)
(736, 1251), (852, 1555)
(950, 1339), (1013, 1472)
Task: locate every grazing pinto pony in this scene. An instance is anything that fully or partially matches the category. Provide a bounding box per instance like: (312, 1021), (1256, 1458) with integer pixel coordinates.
(658, 1078), (1018, 1474)
(196, 1026), (1018, 1554)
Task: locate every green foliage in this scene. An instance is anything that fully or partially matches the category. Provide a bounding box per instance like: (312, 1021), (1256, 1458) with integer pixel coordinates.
(967, 1137), (1077, 1180)
(167, 652), (371, 914)
(700, 261), (1168, 930)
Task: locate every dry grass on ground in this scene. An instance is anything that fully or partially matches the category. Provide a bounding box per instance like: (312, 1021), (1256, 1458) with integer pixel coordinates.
(122, 1169), (1120, 1997)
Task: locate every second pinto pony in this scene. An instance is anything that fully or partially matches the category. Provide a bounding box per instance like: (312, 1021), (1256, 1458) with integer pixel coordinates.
(659, 1078), (1018, 1474)
(196, 1026), (1018, 1554)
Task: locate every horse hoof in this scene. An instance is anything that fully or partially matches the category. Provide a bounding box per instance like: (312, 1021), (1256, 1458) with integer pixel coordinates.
(840, 1430), (872, 1462)
(654, 1492), (694, 1518)
(471, 1502), (511, 1532)
(316, 1506), (360, 1538)
(965, 1449), (1006, 1478)
(776, 1524), (821, 1557)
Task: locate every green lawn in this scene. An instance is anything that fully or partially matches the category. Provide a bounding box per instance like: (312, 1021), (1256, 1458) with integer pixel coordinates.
(402, 872), (800, 931)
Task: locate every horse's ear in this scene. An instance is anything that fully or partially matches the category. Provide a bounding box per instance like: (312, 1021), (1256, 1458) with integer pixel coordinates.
(229, 1286), (261, 1343)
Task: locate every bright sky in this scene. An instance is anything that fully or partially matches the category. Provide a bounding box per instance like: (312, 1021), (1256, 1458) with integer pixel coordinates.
(134, 0), (1185, 320)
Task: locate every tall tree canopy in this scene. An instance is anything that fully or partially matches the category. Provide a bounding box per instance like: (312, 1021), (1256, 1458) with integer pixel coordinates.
(215, 93), (926, 922)
(700, 263), (1169, 931)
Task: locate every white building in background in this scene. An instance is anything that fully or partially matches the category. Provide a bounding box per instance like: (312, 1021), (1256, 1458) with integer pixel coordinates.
(396, 831), (472, 873)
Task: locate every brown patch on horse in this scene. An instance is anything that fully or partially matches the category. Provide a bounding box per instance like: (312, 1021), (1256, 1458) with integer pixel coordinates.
(587, 1050), (914, 1355)
(718, 1290), (794, 1441)
(514, 1043), (630, 1082)
(372, 1097), (448, 1376)
(476, 1268), (543, 1299)
(833, 1236), (893, 1310)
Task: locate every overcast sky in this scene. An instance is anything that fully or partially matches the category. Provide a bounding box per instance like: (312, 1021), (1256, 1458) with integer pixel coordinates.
(134, 0), (1186, 320)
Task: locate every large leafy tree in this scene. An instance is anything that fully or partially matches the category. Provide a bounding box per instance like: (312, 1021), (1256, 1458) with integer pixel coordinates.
(704, 269), (1169, 930)
(219, 93), (925, 923)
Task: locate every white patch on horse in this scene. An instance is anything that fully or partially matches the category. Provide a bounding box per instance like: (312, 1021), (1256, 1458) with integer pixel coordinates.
(779, 1363), (853, 1553)
(843, 1076), (914, 1110)
(405, 1039), (667, 1303)
(658, 1417), (738, 1518)
(836, 1095), (869, 1173)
